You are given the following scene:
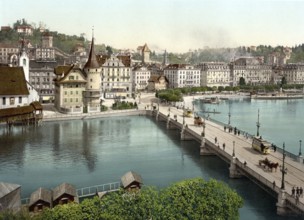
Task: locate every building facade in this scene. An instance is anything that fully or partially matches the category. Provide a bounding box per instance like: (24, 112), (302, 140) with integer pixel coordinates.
(230, 58), (272, 86)
(98, 54), (132, 99)
(283, 63), (304, 85)
(132, 65), (151, 92)
(198, 62), (231, 87)
(164, 64), (200, 88)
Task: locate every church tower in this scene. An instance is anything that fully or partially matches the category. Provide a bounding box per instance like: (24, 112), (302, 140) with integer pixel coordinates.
(83, 31), (101, 108)
(19, 37), (29, 82)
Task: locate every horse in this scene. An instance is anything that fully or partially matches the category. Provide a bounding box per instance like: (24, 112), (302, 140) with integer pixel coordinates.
(268, 162), (279, 172)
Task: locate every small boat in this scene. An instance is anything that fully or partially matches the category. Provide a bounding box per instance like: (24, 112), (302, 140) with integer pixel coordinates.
(200, 97), (220, 104)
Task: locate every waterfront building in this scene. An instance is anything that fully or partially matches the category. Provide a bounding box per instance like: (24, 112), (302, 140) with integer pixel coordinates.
(28, 188), (52, 212)
(98, 54), (132, 99)
(282, 63), (304, 85)
(132, 65), (151, 92)
(121, 171), (143, 190)
(164, 64), (200, 88)
(230, 57), (272, 86)
(83, 37), (102, 109)
(198, 62), (231, 87)
(52, 183), (78, 206)
(54, 64), (86, 113)
(147, 75), (169, 91)
(0, 182), (21, 212)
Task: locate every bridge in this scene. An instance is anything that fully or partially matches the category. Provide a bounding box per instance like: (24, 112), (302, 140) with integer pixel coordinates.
(151, 103), (304, 216)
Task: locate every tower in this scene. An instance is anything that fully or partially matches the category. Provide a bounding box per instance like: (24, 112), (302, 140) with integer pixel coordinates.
(19, 37), (29, 82)
(142, 43), (150, 64)
(83, 30), (101, 108)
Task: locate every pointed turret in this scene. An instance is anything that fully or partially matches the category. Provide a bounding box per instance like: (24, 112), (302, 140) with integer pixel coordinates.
(84, 37), (99, 69)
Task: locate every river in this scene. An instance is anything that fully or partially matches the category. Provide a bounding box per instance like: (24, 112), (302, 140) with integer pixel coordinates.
(0, 100), (303, 219)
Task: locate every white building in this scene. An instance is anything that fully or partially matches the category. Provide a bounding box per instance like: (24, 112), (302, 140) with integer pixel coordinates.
(132, 65), (151, 91)
(283, 63), (304, 84)
(98, 54), (132, 99)
(230, 58), (272, 86)
(198, 62), (231, 87)
(164, 64), (200, 88)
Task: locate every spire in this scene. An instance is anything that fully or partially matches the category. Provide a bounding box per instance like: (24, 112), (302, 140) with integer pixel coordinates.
(84, 27), (99, 69)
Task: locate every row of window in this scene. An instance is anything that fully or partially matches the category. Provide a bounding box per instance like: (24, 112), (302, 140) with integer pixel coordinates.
(2, 97), (22, 105)
(63, 98), (82, 103)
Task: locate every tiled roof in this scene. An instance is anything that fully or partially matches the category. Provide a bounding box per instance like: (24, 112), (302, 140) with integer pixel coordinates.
(0, 67), (29, 96)
(121, 171), (143, 188)
(29, 187), (52, 207)
(54, 65), (74, 76)
(84, 38), (100, 69)
(53, 183), (77, 201)
(97, 55), (131, 67)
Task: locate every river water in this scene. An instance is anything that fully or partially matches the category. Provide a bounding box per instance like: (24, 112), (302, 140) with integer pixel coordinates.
(0, 100), (303, 219)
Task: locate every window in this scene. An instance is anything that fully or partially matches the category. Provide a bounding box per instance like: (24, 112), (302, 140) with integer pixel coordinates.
(69, 76), (74, 80)
(2, 97), (6, 105)
(19, 97), (22, 104)
(70, 98), (73, 102)
(10, 97), (15, 105)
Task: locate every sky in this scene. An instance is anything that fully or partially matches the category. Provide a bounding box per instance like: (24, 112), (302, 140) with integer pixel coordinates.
(1, 0), (304, 53)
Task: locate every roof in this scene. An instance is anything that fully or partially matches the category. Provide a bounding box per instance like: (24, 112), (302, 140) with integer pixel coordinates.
(142, 43), (151, 52)
(54, 65), (74, 76)
(0, 105), (34, 119)
(121, 171), (143, 188)
(97, 55), (131, 67)
(84, 38), (100, 69)
(0, 67), (29, 96)
(29, 187), (52, 207)
(30, 101), (43, 111)
(148, 75), (169, 83)
(52, 183), (77, 201)
(0, 182), (21, 198)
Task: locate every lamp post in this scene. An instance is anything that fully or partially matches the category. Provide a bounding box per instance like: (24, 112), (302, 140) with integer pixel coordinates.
(299, 140), (302, 156)
(202, 117), (206, 137)
(232, 141), (235, 157)
(183, 101), (185, 125)
(256, 109), (260, 137)
(228, 104), (231, 126)
(168, 107), (170, 117)
(280, 143), (287, 190)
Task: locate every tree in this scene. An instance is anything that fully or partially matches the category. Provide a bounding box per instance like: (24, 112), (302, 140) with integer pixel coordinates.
(106, 45), (113, 55)
(239, 77), (246, 86)
(159, 178), (243, 220)
(281, 76), (287, 86)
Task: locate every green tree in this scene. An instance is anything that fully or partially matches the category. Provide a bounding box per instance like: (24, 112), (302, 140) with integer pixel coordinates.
(239, 77), (246, 86)
(281, 76), (287, 86)
(159, 178), (243, 220)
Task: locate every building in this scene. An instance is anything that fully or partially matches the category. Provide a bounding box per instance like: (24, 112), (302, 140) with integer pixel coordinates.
(52, 183), (78, 206)
(147, 75), (168, 91)
(230, 57), (272, 86)
(282, 63), (304, 84)
(132, 65), (151, 92)
(98, 54), (132, 99)
(15, 25), (33, 36)
(164, 64), (200, 88)
(137, 43), (151, 64)
(83, 37), (102, 108)
(29, 188), (53, 212)
(0, 182), (21, 212)
(121, 171), (143, 190)
(54, 64), (86, 113)
(29, 60), (58, 102)
(198, 62), (231, 87)
(0, 43), (19, 64)
(35, 32), (55, 61)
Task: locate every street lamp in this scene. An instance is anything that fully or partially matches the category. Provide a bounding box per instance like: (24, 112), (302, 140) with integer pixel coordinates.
(280, 143), (287, 190)
(299, 140), (302, 156)
(168, 107), (170, 117)
(256, 109), (260, 137)
(202, 117), (206, 137)
(183, 101), (185, 125)
(232, 141), (235, 157)
(228, 102), (231, 125)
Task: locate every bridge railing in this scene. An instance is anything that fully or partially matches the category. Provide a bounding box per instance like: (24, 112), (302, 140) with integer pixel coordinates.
(77, 182), (121, 198)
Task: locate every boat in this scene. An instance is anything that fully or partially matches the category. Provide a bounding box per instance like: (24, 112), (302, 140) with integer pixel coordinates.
(251, 92), (304, 100)
(200, 97), (220, 104)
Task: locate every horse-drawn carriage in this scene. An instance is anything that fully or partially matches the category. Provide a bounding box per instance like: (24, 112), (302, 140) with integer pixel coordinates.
(194, 116), (204, 126)
(258, 157), (279, 172)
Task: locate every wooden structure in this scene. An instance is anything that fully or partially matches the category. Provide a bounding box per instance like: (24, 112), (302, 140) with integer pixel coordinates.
(28, 187), (52, 212)
(121, 171), (143, 190)
(52, 183), (78, 206)
(0, 101), (43, 127)
(0, 182), (21, 211)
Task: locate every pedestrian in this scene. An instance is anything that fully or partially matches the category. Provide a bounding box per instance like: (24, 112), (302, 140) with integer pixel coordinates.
(224, 126), (226, 132)
(244, 161), (247, 167)
(238, 130), (240, 136)
(273, 181), (275, 190)
(300, 187), (303, 198)
(296, 187), (300, 197)
(274, 145), (277, 152)
(215, 137), (217, 143)
(292, 187), (295, 197)
(223, 143), (225, 150)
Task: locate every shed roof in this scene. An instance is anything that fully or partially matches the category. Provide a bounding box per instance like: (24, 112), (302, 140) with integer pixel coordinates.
(0, 182), (21, 198)
(29, 187), (52, 207)
(52, 183), (77, 201)
(0, 66), (29, 96)
(121, 171), (143, 188)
